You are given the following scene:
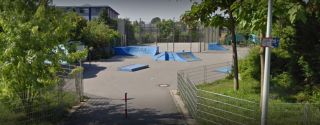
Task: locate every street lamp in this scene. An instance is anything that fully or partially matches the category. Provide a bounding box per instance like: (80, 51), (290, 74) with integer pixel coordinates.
(261, 0), (273, 125)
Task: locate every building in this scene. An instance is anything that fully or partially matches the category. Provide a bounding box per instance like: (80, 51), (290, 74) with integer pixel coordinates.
(51, 0), (119, 21)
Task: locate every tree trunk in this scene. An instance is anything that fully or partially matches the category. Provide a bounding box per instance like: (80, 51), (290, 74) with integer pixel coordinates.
(260, 33), (265, 107)
(231, 30), (239, 91)
(228, 11), (239, 91)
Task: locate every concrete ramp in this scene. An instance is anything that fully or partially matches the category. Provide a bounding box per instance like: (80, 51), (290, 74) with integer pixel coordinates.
(118, 64), (149, 72)
(114, 46), (159, 56)
(208, 43), (227, 51)
(153, 52), (168, 61)
(153, 52), (200, 62)
(174, 52), (200, 62)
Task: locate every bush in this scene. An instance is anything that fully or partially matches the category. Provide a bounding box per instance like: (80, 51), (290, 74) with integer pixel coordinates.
(239, 46), (260, 80)
(271, 72), (293, 89)
(82, 20), (119, 59)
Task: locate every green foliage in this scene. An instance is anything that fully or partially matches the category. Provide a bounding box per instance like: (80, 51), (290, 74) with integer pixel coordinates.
(0, 0), (76, 93)
(0, 90), (78, 125)
(182, 0), (241, 90)
(310, 89), (320, 103)
(97, 8), (117, 30)
(239, 0), (320, 96)
(82, 20), (119, 59)
(151, 17), (161, 24)
(239, 46), (260, 80)
(0, 1), (87, 123)
(233, 0), (267, 34)
(271, 72), (293, 90)
(157, 19), (175, 39)
(123, 19), (137, 45)
(67, 12), (87, 41)
(197, 78), (260, 102)
(196, 79), (320, 125)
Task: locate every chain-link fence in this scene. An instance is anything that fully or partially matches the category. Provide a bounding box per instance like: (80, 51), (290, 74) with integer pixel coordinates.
(136, 23), (224, 52)
(0, 65), (83, 125)
(178, 62), (320, 125)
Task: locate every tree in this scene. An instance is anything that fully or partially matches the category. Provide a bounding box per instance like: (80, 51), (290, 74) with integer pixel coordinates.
(182, 0), (240, 90)
(82, 20), (119, 59)
(151, 17), (161, 24)
(119, 18), (137, 45)
(0, 0), (86, 114)
(157, 19), (175, 40)
(98, 8), (118, 30)
(68, 12), (87, 41)
(232, 0), (267, 105)
(237, 0), (320, 102)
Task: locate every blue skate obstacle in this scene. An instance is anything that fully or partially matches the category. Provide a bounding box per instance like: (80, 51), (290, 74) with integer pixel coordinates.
(114, 46), (159, 57)
(208, 43), (227, 51)
(153, 51), (200, 62)
(118, 64), (149, 72)
(114, 46), (199, 62)
(215, 66), (232, 74)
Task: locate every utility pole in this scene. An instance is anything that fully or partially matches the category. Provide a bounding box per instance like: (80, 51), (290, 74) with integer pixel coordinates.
(261, 0), (273, 125)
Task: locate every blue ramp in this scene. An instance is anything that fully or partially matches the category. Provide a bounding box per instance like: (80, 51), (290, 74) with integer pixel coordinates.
(208, 43), (227, 51)
(118, 64), (149, 72)
(153, 52), (200, 62)
(215, 66), (232, 74)
(175, 52), (200, 62)
(114, 46), (159, 56)
(153, 52), (168, 61)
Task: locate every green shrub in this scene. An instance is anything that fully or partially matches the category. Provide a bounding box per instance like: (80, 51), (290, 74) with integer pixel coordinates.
(82, 20), (119, 59)
(271, 72), (293, 89)
(239, 46), (260, 80)
(310, 90), (320, 103)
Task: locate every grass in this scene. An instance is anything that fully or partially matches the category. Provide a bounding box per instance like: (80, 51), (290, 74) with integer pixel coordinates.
(194, 78), (320, 125)
(0, 91), (79, 125)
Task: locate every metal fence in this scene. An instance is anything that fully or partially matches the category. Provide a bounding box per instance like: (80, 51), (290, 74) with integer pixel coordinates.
(0, 65), (83, 125)
(178, 62), (320, 125)
(136, 23), (223, 53)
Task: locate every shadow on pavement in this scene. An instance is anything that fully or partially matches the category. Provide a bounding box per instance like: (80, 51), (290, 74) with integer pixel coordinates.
(83, 64), (107, 79)
(63, 95), (184, 125)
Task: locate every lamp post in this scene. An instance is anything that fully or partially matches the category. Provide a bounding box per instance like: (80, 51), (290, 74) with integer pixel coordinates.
(261, 0), (273, 125)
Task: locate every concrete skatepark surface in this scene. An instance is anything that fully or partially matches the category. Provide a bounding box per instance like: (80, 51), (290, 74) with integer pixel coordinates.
(63, 45), (249, 125)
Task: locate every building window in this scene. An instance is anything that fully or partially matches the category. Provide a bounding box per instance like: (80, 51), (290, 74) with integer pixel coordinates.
(79, 8), (89, 14)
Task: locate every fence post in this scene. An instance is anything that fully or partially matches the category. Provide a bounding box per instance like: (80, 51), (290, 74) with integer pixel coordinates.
(303, 103), (310, 125)
(79, 61), (84, 102)
(58, 78), (64, 113)
(204, 65), (207, 83)
(125, 92), (128, 119)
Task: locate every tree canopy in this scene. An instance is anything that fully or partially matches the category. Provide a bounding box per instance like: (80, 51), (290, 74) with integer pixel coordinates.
(182, 0), (241, 90)
(151, 17), (161, 24)
(0, 0), (87, 97)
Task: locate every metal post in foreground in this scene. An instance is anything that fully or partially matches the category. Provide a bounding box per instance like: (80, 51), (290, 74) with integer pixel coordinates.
(189, 29), (192, 52)
(125, 92), (128, 118)
(261, 0), (273, 125)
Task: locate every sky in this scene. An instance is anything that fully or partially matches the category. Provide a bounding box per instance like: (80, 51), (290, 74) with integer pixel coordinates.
(53, 0), (200, 23)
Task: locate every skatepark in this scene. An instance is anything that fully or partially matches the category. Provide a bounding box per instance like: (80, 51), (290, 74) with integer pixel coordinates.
(64, 43), (249, 125)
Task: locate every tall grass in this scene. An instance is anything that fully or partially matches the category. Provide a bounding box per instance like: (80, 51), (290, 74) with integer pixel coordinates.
(0, 91), (78, 125)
